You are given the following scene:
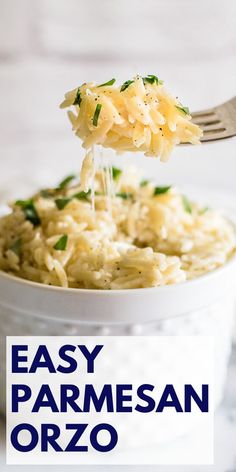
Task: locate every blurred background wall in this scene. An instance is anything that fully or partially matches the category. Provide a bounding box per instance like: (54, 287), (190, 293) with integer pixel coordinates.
(0, 0), (235, 201)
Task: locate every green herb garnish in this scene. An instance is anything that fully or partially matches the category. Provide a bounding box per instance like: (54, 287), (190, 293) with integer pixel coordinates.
(93, 103), (102, 126)
(10, 239), (21, 256)
(98, 78), (116, 87)
(58, 174), (76, 189)
(55, 190), (91, 209)
(24, 206), (40, 225)
(140, 179), (149, 187)
(15, 200), (41, 226)
(40, 189), (55, 198)
(199, 206), (209, 215)
(143, 75), (163, 85)
(175, 105), (190, 115)
(182, 195), (192, 214)
(73, 88), (82, 106)
(73, 190), (91, 201)
(153, 186), (171, 196)
(55, 198), (72, 210)
(112, 167), (122, 180)
(116, 192), (133, 200)
(15, 199), (32, 207)
(53, 234), (68, 251)
(120, 80), (134, 92)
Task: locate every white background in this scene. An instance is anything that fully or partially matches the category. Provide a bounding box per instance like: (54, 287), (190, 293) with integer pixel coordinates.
(0, 0), (235, 201)
(0, 1), (236, 471)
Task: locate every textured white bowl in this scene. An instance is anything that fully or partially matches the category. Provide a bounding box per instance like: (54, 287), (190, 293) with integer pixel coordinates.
(0, 256), (236, 417)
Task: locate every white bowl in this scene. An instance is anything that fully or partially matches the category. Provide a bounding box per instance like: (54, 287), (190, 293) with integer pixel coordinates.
(0, 257), (236, 323)
(0, 255), (236, 417)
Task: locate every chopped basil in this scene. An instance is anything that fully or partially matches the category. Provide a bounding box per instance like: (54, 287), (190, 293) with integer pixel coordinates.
(120, 80), (134, 92)
(112, 167), (122, 180)
(58, 174), (76, 189)
(98, 78), (116, 87)
(143, 75), (163, 85)
(140, 179), (149, 187)
(153, 186), (171, 196)
(15, 200), (40, 226)
(73, 190), (91, 201)
(55, 198), (71, 210)
(53, 234), (68, 251)
(24, 207), (40, 225)
(73, 88), (82, 106)
(10, 239), (21, 256)
(40, 189), (55, 198)
(42, 175), (77, 196)
(116, 192), (133, 200)
(199, 206), (209, 214)
(176, 105), (190, 115)
(93, 103), (102, 126)
(15, 199), (32, 207)
(55, 190), (91, 209)
(182, 195), (192, 214)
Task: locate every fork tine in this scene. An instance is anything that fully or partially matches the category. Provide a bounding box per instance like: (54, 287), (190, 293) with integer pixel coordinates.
(193, 97), (236, 142)
(191, 108), (215, 119)
(200, 129), (230, 142)
(202, 126), (226, 134)
(193, 115), (219, 125)
(182, 96), (236, 143)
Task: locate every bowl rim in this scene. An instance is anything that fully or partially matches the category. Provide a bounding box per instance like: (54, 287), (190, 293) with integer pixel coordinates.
(0, 250), (236, 296)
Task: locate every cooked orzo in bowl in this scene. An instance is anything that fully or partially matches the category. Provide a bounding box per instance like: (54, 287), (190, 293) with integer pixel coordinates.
(0, 167), (235, 289)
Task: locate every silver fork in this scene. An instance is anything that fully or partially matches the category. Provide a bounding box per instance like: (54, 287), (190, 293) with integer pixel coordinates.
(191, 96), (236, 142)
